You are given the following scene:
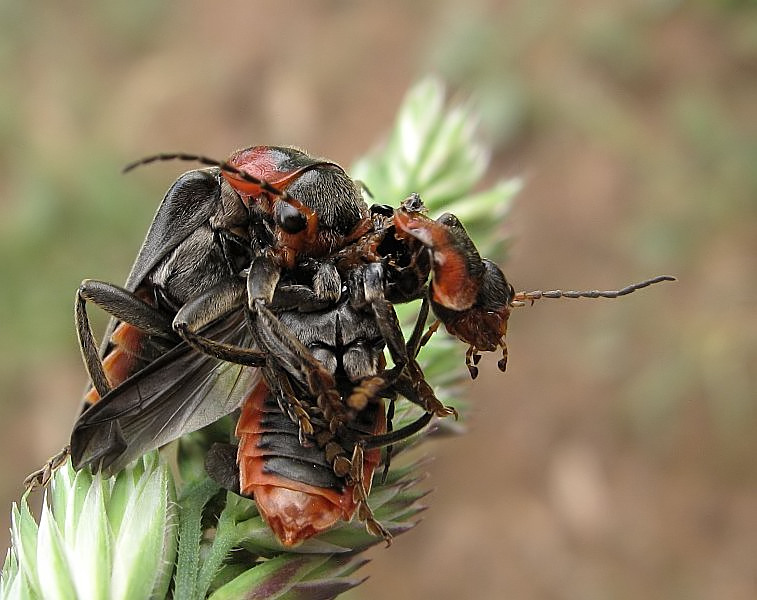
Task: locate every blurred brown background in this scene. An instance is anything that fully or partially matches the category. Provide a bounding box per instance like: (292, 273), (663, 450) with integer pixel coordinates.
(1, 1), (755, 598)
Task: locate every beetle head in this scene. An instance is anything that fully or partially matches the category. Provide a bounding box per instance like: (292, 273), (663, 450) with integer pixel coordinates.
(225, 146), (370, 266)
(124, 146), (371, 268)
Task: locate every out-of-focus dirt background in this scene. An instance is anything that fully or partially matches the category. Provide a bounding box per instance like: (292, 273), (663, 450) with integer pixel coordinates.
(1, 2), (755, 598)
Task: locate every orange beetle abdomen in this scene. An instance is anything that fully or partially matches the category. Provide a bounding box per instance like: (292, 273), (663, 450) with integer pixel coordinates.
(236, 381), (384, 546)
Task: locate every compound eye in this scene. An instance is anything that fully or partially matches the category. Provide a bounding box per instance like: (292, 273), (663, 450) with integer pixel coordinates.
(275, 202), (307, 234)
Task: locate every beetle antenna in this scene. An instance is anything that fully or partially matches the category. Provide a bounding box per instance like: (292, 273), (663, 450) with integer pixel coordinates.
(123, 153), (286, 197)
(355, 180), (374, 199)
(122, 152), (315, 218)
(511, 275), (676, 307)
(122, 152), (228, 173)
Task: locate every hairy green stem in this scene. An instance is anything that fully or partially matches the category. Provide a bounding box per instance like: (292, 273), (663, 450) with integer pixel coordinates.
(175, 477), (220, 600)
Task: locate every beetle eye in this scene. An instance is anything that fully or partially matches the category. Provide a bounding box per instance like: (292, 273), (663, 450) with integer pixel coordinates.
(275, 202), (307, 234)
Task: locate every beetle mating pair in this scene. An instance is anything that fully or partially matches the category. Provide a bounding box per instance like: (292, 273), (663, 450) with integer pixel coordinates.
(25, 146), (674, 546)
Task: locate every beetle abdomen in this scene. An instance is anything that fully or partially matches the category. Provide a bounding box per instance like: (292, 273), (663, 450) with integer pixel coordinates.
(235, 380), (383, 546)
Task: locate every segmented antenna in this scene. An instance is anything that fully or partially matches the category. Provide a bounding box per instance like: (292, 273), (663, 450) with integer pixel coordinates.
(512, 275), (676, 306)
(123, 152), (226, 174)
(122, 152), (314, 217)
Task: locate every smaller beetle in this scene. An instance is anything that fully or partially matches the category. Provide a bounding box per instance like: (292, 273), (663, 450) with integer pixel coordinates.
(26, 147), (376, 488)
(393, 201), (675, 378)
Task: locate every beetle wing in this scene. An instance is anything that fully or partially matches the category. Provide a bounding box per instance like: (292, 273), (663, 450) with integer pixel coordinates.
(71, 311), (259, 474)
(124, 168), (222, 291)
(95, 168), (224, 350)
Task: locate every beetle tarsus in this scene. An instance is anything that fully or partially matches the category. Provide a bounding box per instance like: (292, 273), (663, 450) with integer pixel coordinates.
(24, 445), (71, 491)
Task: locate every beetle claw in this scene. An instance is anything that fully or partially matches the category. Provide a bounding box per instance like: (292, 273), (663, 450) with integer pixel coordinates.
(24, 445), (70, 491)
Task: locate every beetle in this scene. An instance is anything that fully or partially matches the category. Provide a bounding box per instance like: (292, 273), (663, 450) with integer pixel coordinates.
(392, 203), (676, 378)
(77, 145), (372, 410)
(25, 146), (376, 488)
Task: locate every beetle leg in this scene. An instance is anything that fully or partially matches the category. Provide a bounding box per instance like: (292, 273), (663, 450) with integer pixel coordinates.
(346, 263), (406, 410)
(244, 255), (355, 430)
(388, 298), (459, 420)
(498, 341), (508, 372)
(251, 299), (347, 429)
(267, 260), (341, 313)
(268, 284), (331, 312)
(405, 296), (442, 357)
(348, 265), (456, 419)
(404, 295), (430, 358)
(347, 442), (392, 545)
(76, 279), (177, 399)
(41, 276), (235, 490)
(23, 445), (71, 491)
(172, 278), (267, 367)
(465, 346), (479, 379)
(312, 260), (341, 304)
(269, 367), (317, 444)
(380, 395), (396, 483)
(419, 320), (441, 350)
(398, 364), (458, 420)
